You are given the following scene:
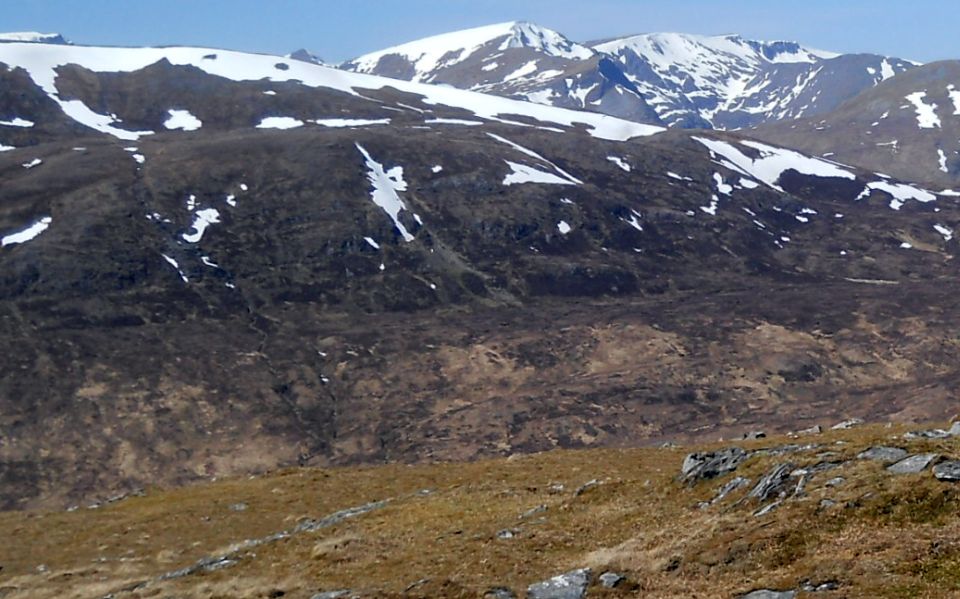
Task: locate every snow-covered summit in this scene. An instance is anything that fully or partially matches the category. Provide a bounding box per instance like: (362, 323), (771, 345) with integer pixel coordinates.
(344, 21), (593, 82)
(592, 31), (910, 128)
(0, 31), (69, 45)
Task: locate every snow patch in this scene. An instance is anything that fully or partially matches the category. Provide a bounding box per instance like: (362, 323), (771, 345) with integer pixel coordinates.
(857, 180), (937, 210)
(424, 118), (483, 126)
(164, 109), (202, 131)
(257, 116), (304, 129)
(1, 216), (51, 246)
(355, 143), (416, 242)
(182, 208), (221, 243)
(934, 224), (954, 241)
(693, 137), (854, 192)
(503, 161), (578, 186)
(313, 118), (390, 127)
(21, 158), (41, 169)
(607, 156), (631, 172)
(0, 117), (33, 127)
(905, 91), (941, 128)
(557, 220), (571, 234)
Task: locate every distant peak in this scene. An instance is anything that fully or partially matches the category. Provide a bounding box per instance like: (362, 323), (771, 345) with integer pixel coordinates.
(0, 31), (70, 45)
(288, 48), (323, 65)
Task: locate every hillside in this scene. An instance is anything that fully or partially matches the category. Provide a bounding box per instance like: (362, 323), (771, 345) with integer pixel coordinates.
(752, 60), (960, 189)
(1, 423), (960, 597)
(3, 39), (960, 512)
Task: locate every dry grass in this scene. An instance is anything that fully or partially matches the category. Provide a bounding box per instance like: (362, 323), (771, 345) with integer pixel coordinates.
(1, 424), (960, 598)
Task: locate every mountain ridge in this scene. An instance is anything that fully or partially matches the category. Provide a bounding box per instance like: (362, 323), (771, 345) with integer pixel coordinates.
(340, 22), (915, 130)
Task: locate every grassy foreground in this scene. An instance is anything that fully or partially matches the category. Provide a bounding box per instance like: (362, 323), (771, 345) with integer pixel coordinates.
(1, 423), (959, 598)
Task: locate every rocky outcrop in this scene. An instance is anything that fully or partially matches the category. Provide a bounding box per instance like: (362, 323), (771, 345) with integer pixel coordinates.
(681, 448), (749, 483)
(527, 569), (591, 599)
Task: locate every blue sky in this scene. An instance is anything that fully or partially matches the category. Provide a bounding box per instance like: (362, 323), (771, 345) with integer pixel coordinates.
(4, 0), (956, 63)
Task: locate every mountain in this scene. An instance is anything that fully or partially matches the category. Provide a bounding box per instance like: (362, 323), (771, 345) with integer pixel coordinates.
(340, 21), (664, 125)
(288, 48), (323, 65)
(0, 31), (69, 45)
(593, 32), (916, 129)
(752, 60), (960, 189)
(2, 39), (960, 512)
(341, 23), (916, 130)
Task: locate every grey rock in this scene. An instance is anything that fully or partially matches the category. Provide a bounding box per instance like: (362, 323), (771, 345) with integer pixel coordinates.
(819, 498), (837, 509)
(681, 447), (749, 483)
(800, 580), (840, 592)
(903, 429), (950, 440)
(312, 592), (350, 599)
(825, 476), (846, 487)
(484, 588), (516, 599)
(887, 453), (940, 474)
(496, 528), (518, 539)
(753, 500), (782, 517)
(520, 504), (547, 519)
(742, 430), (766, 440)
(933, 460), (960, 482)
(741, 590), (797, 599)
(574, 479), (600, 496)
(950, 422), (960, 436)
(711, 476), (751, 504)
(831, 418), (863, 430)
(527, 568), (591, 599)
(599, 572), (625, 588)
(228, 502), (248, 512)
(748, 463), (795, 502)
(795, 424), (822, 435)
(857, 446), (908, 463)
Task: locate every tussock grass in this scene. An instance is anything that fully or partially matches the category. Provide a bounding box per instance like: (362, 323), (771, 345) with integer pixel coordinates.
(1, 424), (959, 597)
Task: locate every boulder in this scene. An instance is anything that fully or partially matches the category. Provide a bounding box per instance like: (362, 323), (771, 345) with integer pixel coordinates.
(484, 587), (517, 599)
(527, 568), (591, 599)
(598, 572), (625, 588)
(950, 422), (960, 436)
(887, 454), (940, 474)
(795, 425), (822, 435)
(740, 590), (796, 599)
(742, 431), (766, 440)
(681, 448), (749, 483)
(857, 446), (908, 463)
(933, 461), (960, 482)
